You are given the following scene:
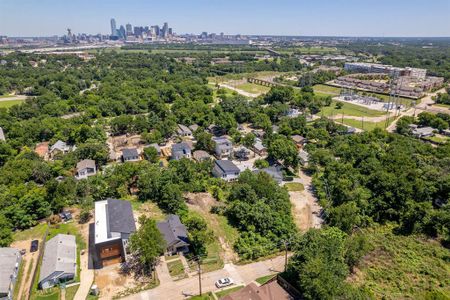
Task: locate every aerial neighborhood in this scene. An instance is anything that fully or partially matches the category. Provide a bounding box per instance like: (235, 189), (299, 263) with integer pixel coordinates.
(0, 9), (449, 300)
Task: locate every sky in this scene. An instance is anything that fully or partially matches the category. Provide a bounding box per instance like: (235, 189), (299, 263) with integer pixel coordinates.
(1, 0), (450, 37)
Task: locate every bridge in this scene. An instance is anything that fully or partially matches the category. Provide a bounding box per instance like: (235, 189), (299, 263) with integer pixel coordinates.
(247, 77), (279, 87)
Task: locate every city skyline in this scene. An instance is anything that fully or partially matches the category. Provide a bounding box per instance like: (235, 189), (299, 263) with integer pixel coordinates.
(1, 0), (450, 37)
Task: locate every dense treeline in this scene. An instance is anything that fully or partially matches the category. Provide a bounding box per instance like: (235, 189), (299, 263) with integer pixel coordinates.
(308, 129), (450, 244)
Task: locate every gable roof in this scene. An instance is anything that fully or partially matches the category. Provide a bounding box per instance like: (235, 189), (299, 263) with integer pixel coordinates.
(39, 234), (76, 283)
(193, 150), (211, 161)
(122, 148), (139, 159)
(0, 248), (21, 294)
(214, 160), (240, 174)
(177, 124), (192, 135)
(172, 142), (191, 153)
(50, 140), (69, 152)
(76, 159), (95, 171)
(222, 281), (294, 300)
(157, 215), (189, 248)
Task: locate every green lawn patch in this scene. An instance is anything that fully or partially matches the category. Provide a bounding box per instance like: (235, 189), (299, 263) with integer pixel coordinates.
(167, 260), (185, 277)
(13, 258), (26, 299)
(350, 226), (450, 299)
(0, 99), (24, 108)
(33, 288), (60, 300)
(255, 274), (277, 285)
(339, 118), (393, 131)
(235, 82), (271, 94)
(164, 254), (180, 261)
(320, 101), (386, 118)
(64, 285), (79, 300)
(284, 182), (305, 192)
(189, 293), (214, 300)
(13, 223), (48, 241)
(214, 286), (244, 298)
(313, 84), (341, 95)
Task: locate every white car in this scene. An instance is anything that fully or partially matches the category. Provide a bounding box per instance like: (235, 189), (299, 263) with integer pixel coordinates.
(215, 277), (234, 288)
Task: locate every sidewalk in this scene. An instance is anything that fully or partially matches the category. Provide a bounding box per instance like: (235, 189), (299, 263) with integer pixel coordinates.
(73, 251), (94, 300)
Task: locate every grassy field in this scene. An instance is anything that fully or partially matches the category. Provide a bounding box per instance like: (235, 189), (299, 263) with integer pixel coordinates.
(320, 101), (386, 118)
(255, 274), (277, 285)
(0, 99), (24, 108)
(64, 285), (79, 300)
(208, 71), (288, 83)
(189, 293), (214, 300)
(350, 226), (450, 299)
(167, 260), (185, 277)
(340, 118), (391, 131)
(89, 48), (266, 55)
(33, 288), (60, 300)
(13, 259), (26, 299)
(235, 82), (271, 94)
(284, 182), (305, 192)
(215, 286), (245, 298)
(13, 223), (48, 241)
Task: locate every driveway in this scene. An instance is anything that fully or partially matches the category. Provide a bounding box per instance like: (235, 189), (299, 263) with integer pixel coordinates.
(122, 255), (285, 300)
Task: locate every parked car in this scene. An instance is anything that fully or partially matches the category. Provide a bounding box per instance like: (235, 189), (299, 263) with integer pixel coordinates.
(215, 277), (234, 288)
(30, 240), (39, 252)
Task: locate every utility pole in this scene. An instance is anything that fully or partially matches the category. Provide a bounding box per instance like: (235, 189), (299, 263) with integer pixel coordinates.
(197, 257), (202, 296)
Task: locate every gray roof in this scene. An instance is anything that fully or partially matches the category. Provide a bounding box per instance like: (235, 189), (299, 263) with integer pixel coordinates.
(413, 127), (434, 136)
(50, 140), (69, 152)
(106, 199), (136, 236)
(254, 166), (283, 183)
(157, 215), (189, 248)
(193, 150), (211, 160)
(177, 124), (192, 135)
(148, 143), (161, 153)
(39, 234), (76, 284)
(214, 160), (240, 174)
(189, 124), (199, 132)
(76, 159), (95, 171)
(0, 127), (5, 141)
(172, 142), (191, 153)
(0, 248), (21, 294)
(122, 148), (139, 159)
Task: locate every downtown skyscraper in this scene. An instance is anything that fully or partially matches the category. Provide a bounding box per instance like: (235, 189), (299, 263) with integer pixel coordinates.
(110, 18), (117, 37)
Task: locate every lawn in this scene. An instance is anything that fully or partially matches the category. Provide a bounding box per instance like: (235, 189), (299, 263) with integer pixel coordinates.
(423, 135), (450, 144)
(33, 288), (60, 300)
(350, 225), (450, 299)
(0, 99), (24, 108)
(167, 260), (185, 277)
(215, 286), (244, 298)
(235, 82), (271, 94)
(189, 293), (214, 300)
(13, 223), (48, 241)
(313, 84), (341, 95)
(255, 274), (277, 285)
(64, 285), (79, 300)
(13, 258), (26, 299)
(164, 254), (180, 261)
(284, 182), (305, 192)
(434, 103), (450, 109)
(340, 118), (393, 131)
(320, 101), (386, 118)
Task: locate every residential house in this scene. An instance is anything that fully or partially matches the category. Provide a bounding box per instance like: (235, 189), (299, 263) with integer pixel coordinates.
(412, 126), (435, 138)
(213, 136), (233, 159)
(75, 159), (97, 179)
(189, 124), (199, 133)
(291, 135), (306, 149)
(252, 138), (267, 156)
(0, 127), (5, 141)
(145, 143), (161, 156)
(177, 124), (193, 138)
(254, 166), (284, 183)
(94, 199), (136, 268)
(221, 281), (294, 300)
(298, 149), (309, 166)
(171, 142), (192, 160)
(157, 215), (190, 255)
(285, 108), (301, 118)
(38, 234), (76, 289)
(193, 150), (211, 162)
(121, 148), (140, 162)
(49, 140), (72, 159)
(212, 160), (241, 182)
(234, 147), (250, 161)
(0, 248), (22, 300)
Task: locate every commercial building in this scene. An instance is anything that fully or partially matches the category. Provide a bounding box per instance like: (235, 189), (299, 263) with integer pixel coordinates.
(344, 62), (427, 79)
(110, 18), (117, 37)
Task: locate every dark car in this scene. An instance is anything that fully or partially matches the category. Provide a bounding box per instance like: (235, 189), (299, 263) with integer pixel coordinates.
(30, 240), (39, 252)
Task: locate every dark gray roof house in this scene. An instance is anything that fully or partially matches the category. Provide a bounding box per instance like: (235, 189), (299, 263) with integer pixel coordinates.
(39, 234), (76, 289)
(157, 215), (190, 255)
(212, 160), (241, 182)
(171, 142), (192, 160)
(0, 248), (22, 300)
(193, 150), (211, 162)
(177, 124), (193, 137)
(122, 148), (140, 162)
(254, 166), (284, 183)
(94, 199), (136, 268)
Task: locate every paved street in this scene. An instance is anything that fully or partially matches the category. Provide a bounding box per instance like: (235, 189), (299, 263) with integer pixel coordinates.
(123, 255), (285, 300)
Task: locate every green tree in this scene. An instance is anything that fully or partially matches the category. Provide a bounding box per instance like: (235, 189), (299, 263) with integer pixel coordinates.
(129, 216), (166, 275)
(0, 214), (13, 247)
(268, 135), (299, 169)
(143, 147), (159, 163)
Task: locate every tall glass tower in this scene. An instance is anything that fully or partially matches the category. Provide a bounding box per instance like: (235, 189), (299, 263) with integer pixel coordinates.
(110, 18), (117, 36)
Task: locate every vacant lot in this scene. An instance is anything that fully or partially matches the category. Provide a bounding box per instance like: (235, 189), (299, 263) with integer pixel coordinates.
(349, 226), (450, 299)
(284, 182), (305, 192)
(340, 118), (393, 131)
(235, 82), (270, 95)
(321, 101), (387, 118)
